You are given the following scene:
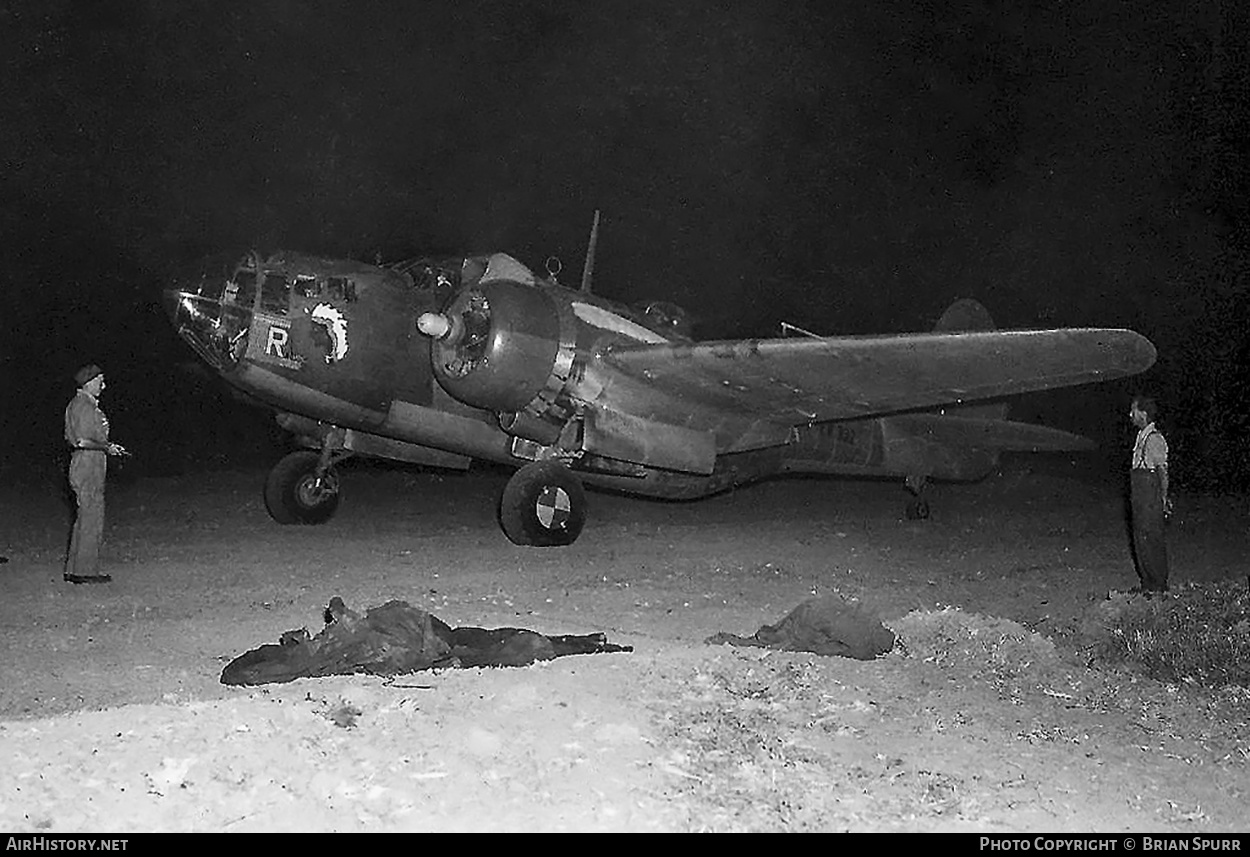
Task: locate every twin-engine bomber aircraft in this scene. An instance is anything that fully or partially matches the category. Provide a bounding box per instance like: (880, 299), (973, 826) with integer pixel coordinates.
(164, 225), (1156, 546)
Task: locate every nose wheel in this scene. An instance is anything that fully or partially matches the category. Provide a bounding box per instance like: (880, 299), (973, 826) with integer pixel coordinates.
(265, 450), (342, 524)
(500, 460), (586, 546)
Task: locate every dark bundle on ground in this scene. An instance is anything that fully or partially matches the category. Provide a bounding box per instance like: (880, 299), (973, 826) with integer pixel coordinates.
(705, 594), (896, 660)
(221, 597), (632, 686)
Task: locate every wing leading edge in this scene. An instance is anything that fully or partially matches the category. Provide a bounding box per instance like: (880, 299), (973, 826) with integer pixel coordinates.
(600, 328), (1157, 425)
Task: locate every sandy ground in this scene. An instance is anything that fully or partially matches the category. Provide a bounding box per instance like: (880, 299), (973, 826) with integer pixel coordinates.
(0, 457), (1247, 832)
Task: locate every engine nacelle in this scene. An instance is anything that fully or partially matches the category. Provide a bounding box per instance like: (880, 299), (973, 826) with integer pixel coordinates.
(423, 278), (576, 439)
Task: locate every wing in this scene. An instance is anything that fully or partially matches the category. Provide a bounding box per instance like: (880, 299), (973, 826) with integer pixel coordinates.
(599, 328), (1156, 424)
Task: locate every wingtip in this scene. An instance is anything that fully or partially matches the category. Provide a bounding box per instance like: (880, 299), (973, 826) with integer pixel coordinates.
(1072, 434), (1098, 452)
(1079, 328), (1157, 377)
(1121, 329), (1158, 374)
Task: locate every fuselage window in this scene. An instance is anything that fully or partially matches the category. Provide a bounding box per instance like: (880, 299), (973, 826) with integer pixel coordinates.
(261, 272), (290, 316)
(297, 275), (321, 299)
(229, 268), (258, 309)
(326, 277), (357, 303)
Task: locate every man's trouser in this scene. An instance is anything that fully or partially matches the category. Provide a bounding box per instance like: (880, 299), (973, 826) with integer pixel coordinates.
(66, 450), (106, 578)
(1130, 467), (1168, 591)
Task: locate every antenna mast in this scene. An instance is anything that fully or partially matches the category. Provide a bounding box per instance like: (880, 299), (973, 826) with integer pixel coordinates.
(579, 209), (600, 294)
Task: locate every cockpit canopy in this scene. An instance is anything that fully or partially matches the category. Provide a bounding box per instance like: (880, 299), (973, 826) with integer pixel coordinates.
(636, 301), (692, 340)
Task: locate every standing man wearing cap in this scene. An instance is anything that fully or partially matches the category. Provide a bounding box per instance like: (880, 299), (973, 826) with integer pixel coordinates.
(63, 364), (127, 584)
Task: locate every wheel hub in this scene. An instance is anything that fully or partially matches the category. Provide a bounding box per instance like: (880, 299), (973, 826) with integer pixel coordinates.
(535, 485), (571, 529)
(296, 473), (336, 507)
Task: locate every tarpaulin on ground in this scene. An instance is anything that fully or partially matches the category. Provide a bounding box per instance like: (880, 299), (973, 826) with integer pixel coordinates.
(705, 594), (896, 660)
(221, 597), (632, 686)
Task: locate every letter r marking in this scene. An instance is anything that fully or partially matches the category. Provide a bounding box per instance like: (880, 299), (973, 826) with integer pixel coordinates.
(266, 325), (288, 358)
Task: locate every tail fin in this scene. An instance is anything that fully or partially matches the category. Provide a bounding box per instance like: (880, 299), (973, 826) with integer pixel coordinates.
(934, 297), (994, 333)
(896, 299), (1094, 468)
(933, 299), (1006, 421)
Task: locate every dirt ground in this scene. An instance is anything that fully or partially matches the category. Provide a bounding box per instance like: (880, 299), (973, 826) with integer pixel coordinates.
(1, 455), (1247, 832)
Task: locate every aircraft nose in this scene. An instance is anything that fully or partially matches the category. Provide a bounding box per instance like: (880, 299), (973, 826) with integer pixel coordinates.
(164, 254), (254, 372)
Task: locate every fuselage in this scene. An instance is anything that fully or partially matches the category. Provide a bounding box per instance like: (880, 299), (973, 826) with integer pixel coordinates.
(165, 250), (1006, 500)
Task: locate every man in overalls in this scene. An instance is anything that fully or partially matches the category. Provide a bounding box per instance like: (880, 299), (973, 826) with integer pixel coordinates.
(1129, 395), (1170, 594)
(64, 364), (127, 584)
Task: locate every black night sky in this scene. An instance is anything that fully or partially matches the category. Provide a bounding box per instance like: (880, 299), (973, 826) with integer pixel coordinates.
(2, 0), (1247, 488)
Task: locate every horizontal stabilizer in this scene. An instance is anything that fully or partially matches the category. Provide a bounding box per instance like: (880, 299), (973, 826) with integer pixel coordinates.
(886, 412), (1095, 453)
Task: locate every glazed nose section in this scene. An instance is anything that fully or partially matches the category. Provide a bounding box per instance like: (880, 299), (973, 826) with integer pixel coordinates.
(164, 260), (218, 333)
(165, 255), (253, 372)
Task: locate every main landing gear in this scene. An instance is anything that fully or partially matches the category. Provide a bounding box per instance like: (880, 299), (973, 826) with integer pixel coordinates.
(904, 473), (930, 521)
(499, 460), (586, 547)
(265, 449), (344, 524)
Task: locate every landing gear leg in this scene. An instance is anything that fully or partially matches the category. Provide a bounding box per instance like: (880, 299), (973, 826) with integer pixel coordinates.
(904, 474), (930, 520)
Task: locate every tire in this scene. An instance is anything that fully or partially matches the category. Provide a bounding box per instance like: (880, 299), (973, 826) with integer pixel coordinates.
(499, 461), (586, 546)
(264, 450), (341, 525)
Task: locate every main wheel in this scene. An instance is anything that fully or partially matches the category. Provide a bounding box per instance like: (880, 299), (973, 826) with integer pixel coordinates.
(264, 450), (341, 525)
(499, 461), (586, 546)
(905, 499), (930, 520)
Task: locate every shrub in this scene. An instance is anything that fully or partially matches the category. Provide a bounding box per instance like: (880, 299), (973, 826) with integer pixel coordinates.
(1089, 578), (1250, 688)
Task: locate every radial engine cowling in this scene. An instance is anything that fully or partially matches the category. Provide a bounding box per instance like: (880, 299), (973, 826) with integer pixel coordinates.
(424, 279), (574, 428)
